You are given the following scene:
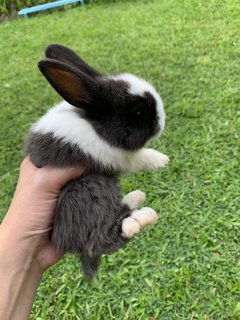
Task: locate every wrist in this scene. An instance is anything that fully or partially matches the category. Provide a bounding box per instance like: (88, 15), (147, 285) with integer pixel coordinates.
(0, 221), (44, 320)
(0, 255), (43, 320)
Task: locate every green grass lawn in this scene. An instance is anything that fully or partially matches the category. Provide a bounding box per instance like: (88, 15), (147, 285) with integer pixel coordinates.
(0, 0), (240, 318)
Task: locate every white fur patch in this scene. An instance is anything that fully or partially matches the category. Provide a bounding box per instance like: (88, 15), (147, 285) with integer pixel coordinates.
(32, 101), (146, 172)
(110, 73), (165, 135)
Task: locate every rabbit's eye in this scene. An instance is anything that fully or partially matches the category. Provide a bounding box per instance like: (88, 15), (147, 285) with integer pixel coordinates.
(135, 104), (148, 117)
(133, 101), (147, 116)
(125, 99), (149, 121)
(134, 108), (144, 117)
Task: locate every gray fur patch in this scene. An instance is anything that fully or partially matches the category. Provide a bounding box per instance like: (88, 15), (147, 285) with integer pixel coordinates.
(52, 174), (130, 254)
(52, 174), (131, 278)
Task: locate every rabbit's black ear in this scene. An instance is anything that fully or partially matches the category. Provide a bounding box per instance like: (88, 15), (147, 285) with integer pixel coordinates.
(38, 58), (97, 107)
(44, 44), (101, 78)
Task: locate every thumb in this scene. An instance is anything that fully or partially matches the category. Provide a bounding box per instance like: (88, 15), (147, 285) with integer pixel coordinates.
(45, 166), (86, 190)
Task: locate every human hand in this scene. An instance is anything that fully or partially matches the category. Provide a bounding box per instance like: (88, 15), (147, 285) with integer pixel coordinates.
(0, 157), (84, 272)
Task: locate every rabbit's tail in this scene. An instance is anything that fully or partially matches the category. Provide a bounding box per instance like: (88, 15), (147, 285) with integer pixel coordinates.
(81, 253), (101, 279)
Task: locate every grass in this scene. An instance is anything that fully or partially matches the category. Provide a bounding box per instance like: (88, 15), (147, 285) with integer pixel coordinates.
(0, 0), (240, 318)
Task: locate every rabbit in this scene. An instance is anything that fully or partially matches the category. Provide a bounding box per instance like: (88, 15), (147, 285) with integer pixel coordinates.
(25, 44), (169, 279)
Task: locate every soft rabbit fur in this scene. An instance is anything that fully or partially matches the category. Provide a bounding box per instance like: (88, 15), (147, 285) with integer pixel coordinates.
(25, 44), (169, 278)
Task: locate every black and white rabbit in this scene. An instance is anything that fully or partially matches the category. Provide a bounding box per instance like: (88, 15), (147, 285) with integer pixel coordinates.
(25, 44), (169, 278)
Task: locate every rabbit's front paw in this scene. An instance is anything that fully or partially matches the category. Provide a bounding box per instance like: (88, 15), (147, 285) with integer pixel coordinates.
(142, 149), (169, 171)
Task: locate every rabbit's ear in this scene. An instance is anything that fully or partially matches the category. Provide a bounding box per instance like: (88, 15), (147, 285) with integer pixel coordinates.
(38, 58), (97, 107)
(44, 44), (101, 78)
